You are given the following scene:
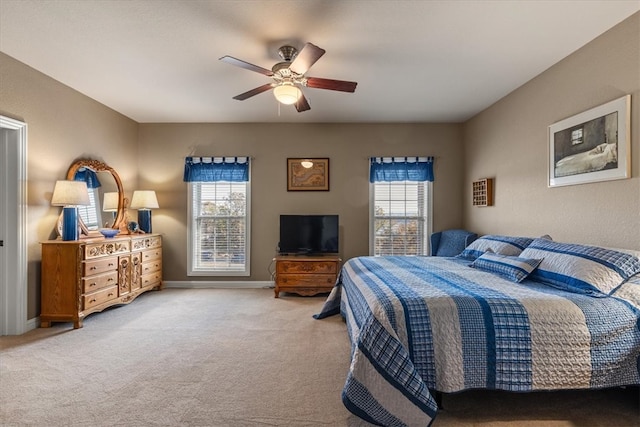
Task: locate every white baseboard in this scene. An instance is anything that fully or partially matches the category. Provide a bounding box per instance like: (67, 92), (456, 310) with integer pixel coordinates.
(163, 280), (274, 289)
(26, 317), (39, 332)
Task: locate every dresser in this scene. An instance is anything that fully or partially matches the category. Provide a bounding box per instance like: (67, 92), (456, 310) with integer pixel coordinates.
(40, 234), (162, 328)
(274, 255), (340, 298)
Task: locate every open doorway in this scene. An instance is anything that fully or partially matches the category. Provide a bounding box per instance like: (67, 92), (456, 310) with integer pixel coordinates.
(0, 116), (27, 335)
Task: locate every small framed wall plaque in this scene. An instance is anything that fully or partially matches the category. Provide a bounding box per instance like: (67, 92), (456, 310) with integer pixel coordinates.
(472, 178), (493, 207)
(287, 158), (330, 191)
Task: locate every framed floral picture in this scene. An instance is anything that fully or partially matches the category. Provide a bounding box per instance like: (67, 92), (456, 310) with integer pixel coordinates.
(287, 158), (329, 191)
(548, 95), (630, 187)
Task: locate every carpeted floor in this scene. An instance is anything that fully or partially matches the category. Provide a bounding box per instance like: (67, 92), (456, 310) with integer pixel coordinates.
(1, 288), (638, 427)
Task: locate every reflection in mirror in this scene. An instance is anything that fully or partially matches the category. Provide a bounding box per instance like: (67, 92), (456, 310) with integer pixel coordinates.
(72, 169), (117, 230)
(65, 159), (125, 234)
(102, 192), (119, 227)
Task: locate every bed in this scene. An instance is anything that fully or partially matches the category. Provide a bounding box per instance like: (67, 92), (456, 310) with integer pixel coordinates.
(315, 235), (640, 427)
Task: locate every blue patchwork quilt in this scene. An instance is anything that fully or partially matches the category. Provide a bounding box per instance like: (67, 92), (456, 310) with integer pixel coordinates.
(315, 256), (640, 427)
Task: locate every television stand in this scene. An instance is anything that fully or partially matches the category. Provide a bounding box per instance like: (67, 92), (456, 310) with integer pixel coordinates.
(274, 255), (340, 298)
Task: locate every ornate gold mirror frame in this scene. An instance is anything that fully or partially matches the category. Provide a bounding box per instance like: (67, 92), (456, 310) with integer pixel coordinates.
(65, 159), (126, 233)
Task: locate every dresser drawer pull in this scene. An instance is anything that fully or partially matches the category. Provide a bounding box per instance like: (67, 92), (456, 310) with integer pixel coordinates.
(108, 278), (114, 282)
(108, 262), (114, 267)
(89, 282), (96, 287)
(108, 293), (114, 297)
(89, 298), (96, 303)
(90, 266), (97, 271)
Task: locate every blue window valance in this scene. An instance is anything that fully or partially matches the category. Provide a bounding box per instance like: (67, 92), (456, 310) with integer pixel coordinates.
(73, 168), (101, 189)
(369, 156), (434, 182)
(183, 157), (250, 182)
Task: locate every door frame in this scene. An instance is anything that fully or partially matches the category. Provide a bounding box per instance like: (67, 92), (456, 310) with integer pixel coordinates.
(0, 116), (28, 335)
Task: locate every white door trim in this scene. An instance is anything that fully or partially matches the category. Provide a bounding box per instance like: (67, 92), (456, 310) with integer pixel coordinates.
(0, 116), (28, 335)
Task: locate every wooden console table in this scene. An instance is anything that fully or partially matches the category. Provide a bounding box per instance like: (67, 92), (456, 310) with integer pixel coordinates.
(274, 255), (340, 298)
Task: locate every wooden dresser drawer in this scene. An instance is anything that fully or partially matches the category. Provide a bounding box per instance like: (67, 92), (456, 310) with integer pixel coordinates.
(276, 274), (336, 287)
(132, 235), (162, 251)
(142, 249), (162, 262)
(141, 271), (162, 287)
(83, 285), (118, 310)
(84, 239), (130, 259)
(142, 259), (162, 275)
(84, 257), (118, 276)
(145, 235), (162, 249)
(83, 271), (118, 293)
(277, 261), (337, 274)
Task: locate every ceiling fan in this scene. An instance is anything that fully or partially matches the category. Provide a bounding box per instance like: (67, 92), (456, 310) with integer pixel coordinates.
(219, 42), (357, 113)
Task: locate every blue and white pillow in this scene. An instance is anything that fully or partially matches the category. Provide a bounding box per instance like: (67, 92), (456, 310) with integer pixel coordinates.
(610, 276), (640, 308)
(458, 235), (535, 261)
(520, 238), (640, 296)
(470, 252), (543, 283)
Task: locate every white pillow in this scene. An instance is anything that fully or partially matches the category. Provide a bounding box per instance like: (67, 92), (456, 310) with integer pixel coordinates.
(458, 235), (535, 260)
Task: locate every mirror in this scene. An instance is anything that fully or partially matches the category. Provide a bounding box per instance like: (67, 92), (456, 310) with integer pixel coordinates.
(65, 159), (125, 232)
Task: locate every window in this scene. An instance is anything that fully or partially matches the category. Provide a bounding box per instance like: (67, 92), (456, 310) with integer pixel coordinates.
(369, 157), (433, 256)
(72, 167), (103, 230)
(571, 128), (584, 145)
(77, 187), (100, 229)
(185, 157), (250, 276)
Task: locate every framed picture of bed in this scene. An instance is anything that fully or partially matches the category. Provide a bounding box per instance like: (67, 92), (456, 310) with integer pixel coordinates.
(548, 94), (630, 187)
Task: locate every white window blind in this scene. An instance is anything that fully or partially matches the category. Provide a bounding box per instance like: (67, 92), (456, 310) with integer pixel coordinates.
(188, 181), (250, 276)
(77, 188), (100, 230)
(371, 180), (431, 256)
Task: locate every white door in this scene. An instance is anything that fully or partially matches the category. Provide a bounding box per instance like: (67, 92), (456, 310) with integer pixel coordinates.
(0, 128), (6, 333)
(0, 116), (27, 335)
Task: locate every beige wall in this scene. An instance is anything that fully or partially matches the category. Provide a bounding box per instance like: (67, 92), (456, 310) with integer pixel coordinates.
(2, 12), (636, 323)
(0, 52), (139, 319)
(138, 123), (464, 282)
(0, 51), (464, 318)
(463, 12), (640, 250)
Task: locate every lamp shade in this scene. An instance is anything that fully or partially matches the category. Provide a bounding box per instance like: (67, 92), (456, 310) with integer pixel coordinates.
(130, 190), (159, 210)
(51, 180), (90, 206)
(273, 83), (301, 105)
(103, 192), (119, 212)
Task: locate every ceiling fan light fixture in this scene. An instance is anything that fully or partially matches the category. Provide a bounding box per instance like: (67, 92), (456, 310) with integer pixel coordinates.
(273, 82), (301, 105)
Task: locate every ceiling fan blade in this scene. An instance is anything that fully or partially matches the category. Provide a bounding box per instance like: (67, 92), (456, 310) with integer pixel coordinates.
(305, 77), (357, 93)
(295, 93), (311, 112)
(219, 55), (274, 76)
(289, 43), (325, 75)
(232, 84), (274, 100)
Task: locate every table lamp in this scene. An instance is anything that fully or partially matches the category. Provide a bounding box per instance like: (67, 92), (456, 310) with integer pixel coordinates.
(51, 180), (90, 241)
(130, 190), (159, 233)
(102, 191), (119, 226)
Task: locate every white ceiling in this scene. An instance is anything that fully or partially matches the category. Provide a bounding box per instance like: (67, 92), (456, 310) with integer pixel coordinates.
(1, 1), (638, 123)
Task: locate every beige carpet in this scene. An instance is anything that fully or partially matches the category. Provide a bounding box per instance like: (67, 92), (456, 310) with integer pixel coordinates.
(1, 288), (638, 427)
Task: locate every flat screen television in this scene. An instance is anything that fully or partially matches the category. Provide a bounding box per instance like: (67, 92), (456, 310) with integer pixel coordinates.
(279, 215), (339, 255)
